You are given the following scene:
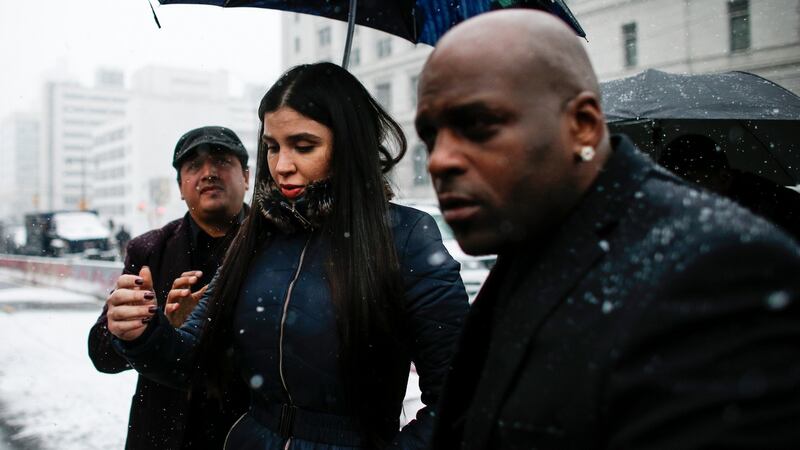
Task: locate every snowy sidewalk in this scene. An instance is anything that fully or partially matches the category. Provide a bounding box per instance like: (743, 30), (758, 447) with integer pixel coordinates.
(0, 281), (134, 450)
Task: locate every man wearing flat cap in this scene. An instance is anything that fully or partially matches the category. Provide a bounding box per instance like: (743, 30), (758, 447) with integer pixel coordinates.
(88, 126), (250, 449)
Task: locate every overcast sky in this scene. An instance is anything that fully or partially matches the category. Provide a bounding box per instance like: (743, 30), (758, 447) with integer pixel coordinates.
(0, 0), (283, 119)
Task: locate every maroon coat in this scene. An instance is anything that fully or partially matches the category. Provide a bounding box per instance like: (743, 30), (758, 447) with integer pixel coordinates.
(87, 212), (246, 449)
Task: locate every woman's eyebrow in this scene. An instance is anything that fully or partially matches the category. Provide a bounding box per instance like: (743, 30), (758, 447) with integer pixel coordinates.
(286, 132), (322, 143)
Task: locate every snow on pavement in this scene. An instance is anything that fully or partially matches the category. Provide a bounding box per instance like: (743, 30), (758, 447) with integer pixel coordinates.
(0, 293), (134, 449)
(0, 288), (99, 305)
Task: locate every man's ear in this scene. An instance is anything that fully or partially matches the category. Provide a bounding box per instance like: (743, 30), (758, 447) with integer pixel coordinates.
(243, 167), (250, 190)
(567, 91), (605, 150)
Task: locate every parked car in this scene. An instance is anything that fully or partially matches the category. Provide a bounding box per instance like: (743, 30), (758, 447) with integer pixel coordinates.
(22, 210), (115, 260)
(398, 201), (495, 300)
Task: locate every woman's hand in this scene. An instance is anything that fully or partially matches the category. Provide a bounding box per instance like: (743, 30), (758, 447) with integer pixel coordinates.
(106, 267), (156, 341)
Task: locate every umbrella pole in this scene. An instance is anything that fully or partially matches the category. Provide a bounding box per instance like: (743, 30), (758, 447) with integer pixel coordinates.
(341, 0), (358, 69)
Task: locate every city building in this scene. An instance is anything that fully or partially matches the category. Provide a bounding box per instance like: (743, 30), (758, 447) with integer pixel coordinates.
(282, 1), (800, 199)
(0, 112), (40, 222)
(570, 0), (800, 93)
(91, 66), (261, 236)
(39, 69), (130, 212)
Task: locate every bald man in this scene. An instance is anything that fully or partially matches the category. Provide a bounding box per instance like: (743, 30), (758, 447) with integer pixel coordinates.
(416, 10), (800, 450)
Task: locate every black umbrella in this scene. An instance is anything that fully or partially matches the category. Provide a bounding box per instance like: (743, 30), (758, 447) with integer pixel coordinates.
(155, 0), (586, 68)
(602, 69), (800, 185)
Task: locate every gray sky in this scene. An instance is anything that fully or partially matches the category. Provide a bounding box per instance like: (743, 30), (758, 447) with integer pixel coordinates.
(0, 0), (283, 118)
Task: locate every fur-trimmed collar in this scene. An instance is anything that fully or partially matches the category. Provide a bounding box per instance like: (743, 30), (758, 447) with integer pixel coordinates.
(254, 178), (333, 234)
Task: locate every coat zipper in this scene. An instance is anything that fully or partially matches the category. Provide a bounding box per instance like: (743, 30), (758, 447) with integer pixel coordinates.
(278, 236), (311, 405)
(223, 412), (248, 450)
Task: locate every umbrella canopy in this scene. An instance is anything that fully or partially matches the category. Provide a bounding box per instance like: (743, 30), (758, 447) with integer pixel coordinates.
(602, 69), (800, 185)
(157, 0), (585, 66)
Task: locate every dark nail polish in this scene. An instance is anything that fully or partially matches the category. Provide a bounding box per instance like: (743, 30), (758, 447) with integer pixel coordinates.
(142, 317), (152, 323)
(144, 292), (155, 300)
(134, 278), (144, 286)
(148, 306), (157, 313)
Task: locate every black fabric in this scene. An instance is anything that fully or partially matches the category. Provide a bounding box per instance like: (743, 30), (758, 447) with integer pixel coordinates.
(172, 125), (249, 169)
(432, 135), (800, 449)
(87, 209), (248, 450)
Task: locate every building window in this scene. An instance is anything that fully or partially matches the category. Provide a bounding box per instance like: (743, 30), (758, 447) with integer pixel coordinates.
(413, 144), (430, 186)
(294, 37), (301, 53)
(728, 0), (750, 52)
(374, 82), (392, 111)
(622, 22), (637, 68)
(350, 47), (361, 66)
(318, 27), (331, 47)
(409, 75), (419, 109)
(377, 38), (392, 58)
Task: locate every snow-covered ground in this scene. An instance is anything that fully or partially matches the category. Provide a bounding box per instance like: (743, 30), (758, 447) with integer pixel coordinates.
(0, 297), (135, 449)
(0, 278), (422, 450)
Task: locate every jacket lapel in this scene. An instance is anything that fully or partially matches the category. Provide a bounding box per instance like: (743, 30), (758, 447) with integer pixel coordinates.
(156, 214), (193, 305)
(463, 213), (607, 449)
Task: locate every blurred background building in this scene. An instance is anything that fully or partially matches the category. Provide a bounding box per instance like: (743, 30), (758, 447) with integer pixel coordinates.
(90, 66), (260, 235)
(0, 67), (261, 236)
(0, 112), (39, 221)
(39, 69), (129, 213)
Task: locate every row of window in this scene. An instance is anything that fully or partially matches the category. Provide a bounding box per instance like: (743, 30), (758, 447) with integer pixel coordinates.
(96, 146), (126, 163)
(294, 28), (393, 65)
(62, 93), (127, 103)
(62, 106), (125, 116)
(63, 118), (103, 126)
(95, 166), (126, 181)
(371, 73), (420, 113)
(95, 185), (127, 198)
(94, 127), (127, 146)
(622, 0), (751, 68)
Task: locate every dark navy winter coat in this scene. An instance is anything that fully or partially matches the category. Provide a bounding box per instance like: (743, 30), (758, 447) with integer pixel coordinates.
(114, 203), (470, 449)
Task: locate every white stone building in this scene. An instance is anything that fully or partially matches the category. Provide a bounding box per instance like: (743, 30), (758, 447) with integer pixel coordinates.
(90, 66), (261, 236)
(570, 0), (800, 93)
(0, 113), (40, 222)
(281, 0), (800, 199)
(39, 69), (130, 212)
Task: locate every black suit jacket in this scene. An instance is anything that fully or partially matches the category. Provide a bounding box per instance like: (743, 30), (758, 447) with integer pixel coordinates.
(87, 212), (246, 450)
(433, 135), (800, 449)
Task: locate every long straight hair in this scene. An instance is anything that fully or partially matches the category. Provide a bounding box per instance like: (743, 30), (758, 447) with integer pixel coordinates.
(198, 62), (408, 445)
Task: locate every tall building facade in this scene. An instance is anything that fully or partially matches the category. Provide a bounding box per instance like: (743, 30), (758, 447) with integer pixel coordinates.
(570, 0), (800, 93)
(0, 113), (40, 222)
(281, 1), (800, 199)
(90, 66), (261, 236)
(39, 70), (130, 212)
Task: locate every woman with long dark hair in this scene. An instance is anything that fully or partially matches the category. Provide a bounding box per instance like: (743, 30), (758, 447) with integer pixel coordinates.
(107, 62), (469, 449)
